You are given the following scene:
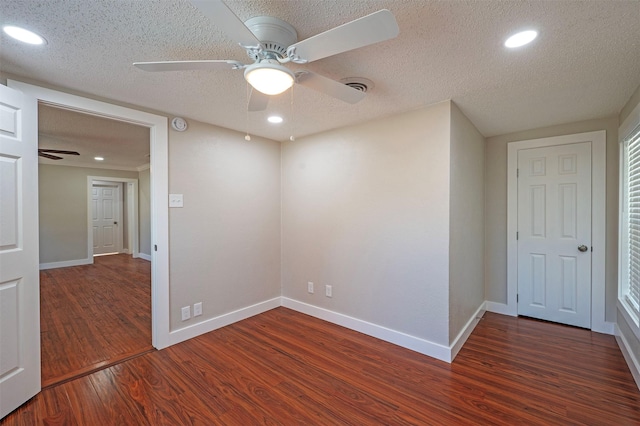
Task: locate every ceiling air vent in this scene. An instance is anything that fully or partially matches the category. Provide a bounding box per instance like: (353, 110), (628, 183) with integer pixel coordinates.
(340, 77), (374, 93)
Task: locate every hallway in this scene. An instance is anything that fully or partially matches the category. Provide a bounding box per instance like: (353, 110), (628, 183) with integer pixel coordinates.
(40, 254), (153, 388)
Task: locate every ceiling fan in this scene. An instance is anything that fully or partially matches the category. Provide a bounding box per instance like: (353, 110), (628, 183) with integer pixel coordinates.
(38, 149), (80, 160)
(134, 0), (399, 111)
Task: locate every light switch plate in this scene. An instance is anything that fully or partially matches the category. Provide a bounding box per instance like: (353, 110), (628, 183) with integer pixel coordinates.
(169, 194), (184, 208)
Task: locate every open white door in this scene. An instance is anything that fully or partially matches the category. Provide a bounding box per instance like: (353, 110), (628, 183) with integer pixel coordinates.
(0, 84), (41, 418)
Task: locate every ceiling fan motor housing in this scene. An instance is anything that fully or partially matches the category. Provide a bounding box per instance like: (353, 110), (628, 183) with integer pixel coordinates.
(244, 16), (298, 60)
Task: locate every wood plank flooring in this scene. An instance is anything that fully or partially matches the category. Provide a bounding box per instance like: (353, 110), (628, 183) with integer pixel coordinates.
(39, 254), (153, 388)
(5, 308), (639, 425)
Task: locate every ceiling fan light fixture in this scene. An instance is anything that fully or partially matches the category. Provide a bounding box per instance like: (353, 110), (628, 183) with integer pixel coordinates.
(244, 61), (295, 95)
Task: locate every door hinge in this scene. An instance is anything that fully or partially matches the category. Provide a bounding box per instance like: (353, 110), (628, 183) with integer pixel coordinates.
(517, 294), (519, 303)
(516, 231), (519, 240)
(591, 246), (593, 252)
(154, 244), (158, 251)
(517, 168), (519, 178)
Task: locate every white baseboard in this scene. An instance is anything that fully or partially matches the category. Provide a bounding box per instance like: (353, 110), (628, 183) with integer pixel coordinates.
(138, 253), (151, 262)
(485, 301), (516, 316)
(615, 324), (640, 391)
(165, 297), (281, 347)
(281, 297), (452, 362)
(450, 302), (486, 361)
(39, 258), (92, 270)
(162, 297), (486, 364)
(592, 321), (616, 335)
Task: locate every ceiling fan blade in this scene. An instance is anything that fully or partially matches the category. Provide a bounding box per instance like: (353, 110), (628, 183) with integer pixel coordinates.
(39, 152), (63, 160)
(287, 9), (399, 63)
(190, 0), (260, 47)
(296, 72), (366, 104)
(134, 60), (244, 72)
(38, 149), (80, 155)
(248, 88), (269, 111)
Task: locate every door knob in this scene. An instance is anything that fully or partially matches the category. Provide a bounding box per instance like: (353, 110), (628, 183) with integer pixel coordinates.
(114, 221), (118, 225)
(578, 245), (588, 252)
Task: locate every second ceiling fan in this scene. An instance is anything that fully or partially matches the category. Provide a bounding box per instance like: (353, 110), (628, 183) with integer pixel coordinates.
(134, 0), (399, 111)
(38, 149), (80, 160)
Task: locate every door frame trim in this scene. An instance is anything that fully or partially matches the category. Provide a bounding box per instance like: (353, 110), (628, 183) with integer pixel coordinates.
(506, 130), (608, 333)
(7, 79), (171, 349)
(89, 177), (138, 258)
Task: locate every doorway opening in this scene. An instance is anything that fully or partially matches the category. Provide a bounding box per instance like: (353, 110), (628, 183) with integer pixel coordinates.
(37, 104), (154, 387)
(89, 177), (140, 258)
(7, 78), (171, 388)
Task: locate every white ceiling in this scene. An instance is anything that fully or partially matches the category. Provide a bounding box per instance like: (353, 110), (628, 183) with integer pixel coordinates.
(38, 104), (150, 170)
(1, 0), (639, 148)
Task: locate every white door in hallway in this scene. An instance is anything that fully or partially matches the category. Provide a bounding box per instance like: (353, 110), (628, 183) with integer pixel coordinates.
(517, 142), (592, 328)
(92, 183), (122, 255)
(0, 85), (41, 418)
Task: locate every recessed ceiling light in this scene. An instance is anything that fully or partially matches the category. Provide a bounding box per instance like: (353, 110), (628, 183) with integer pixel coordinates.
(94, 156), (104, 161)
(267, 115), (284, 124)
(504, 30), (538, 48)
(2, 25), (46, 45)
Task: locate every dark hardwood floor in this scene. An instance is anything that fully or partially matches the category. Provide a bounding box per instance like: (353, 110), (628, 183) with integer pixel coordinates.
(5, 307), (639, 425)
(39, 254), (153, 388)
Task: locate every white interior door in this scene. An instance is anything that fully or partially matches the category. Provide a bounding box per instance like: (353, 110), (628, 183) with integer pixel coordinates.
(517, 142), (592, 328)
(92, 183), (121, 255)
(0, 85), (41, 418)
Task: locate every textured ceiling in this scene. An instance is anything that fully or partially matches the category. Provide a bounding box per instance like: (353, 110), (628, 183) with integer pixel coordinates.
(1, 0), (639, 145)
(38, 104), (150, 170)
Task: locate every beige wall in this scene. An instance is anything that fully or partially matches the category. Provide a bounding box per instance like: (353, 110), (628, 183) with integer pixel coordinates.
(38, 165), (138, 263)
(484, 117), (619, 321)
(282, 102), (452, 345)
(168, 120), (281, 331)
(138, 168), (151, 256)
(449, 102), (485, 343)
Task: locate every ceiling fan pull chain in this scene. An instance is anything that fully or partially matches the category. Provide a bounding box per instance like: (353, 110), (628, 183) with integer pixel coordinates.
(244, 82), (251, 141)
(289, 85), (295, 142)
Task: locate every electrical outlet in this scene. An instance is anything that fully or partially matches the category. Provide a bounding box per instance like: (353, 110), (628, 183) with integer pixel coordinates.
(193, 302), (203, 317)
(181, 306), (191, 321)
(325, 285), (332, 298)
(308, 282), (314, 294)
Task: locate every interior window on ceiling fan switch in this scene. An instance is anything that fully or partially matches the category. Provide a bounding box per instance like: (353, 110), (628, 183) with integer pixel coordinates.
(169, 194), (183, 208)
